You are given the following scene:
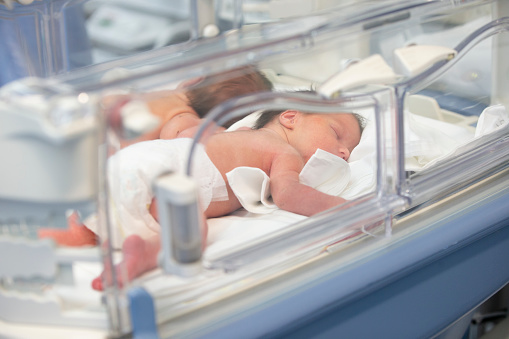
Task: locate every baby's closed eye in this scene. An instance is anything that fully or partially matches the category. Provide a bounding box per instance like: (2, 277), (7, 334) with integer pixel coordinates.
(331, 125), (341, 139)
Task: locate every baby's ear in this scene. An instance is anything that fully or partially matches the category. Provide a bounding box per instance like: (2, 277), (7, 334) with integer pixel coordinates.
(279, 110), (299, 129)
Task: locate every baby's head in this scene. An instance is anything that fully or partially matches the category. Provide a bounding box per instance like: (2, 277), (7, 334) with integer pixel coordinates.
(255, 108), (365, 162)
(186, 66), (273, 127)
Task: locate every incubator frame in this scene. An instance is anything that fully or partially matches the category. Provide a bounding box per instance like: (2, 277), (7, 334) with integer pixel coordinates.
(1, 0), (509, 338)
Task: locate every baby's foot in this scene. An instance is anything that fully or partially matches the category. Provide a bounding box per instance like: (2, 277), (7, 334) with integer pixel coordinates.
(91, 234), (160, 291)
(38, 213), (98, 246)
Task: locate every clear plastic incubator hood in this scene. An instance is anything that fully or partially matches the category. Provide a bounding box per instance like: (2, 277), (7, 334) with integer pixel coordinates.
(1, 0), (509, 338)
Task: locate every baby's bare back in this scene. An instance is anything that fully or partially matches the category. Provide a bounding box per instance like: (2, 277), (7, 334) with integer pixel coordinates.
(206, 129), (287, 176)
(202, 129), (294, 217)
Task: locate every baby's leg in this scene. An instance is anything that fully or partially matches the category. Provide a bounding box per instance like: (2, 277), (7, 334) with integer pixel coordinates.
(92, 201), (208, 291)
(91, 233), (160, 291)
(38, 212), (98, 247)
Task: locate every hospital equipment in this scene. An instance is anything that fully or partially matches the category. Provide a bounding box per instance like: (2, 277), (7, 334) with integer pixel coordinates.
(84, 0), (191, 60)
(1, 0), (509, 338)
(0, 0), (92, 85)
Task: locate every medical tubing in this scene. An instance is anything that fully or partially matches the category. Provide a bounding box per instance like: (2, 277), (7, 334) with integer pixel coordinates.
(185, 91), (378, 176)
(372, 95), (390, 199)
(393, 86), (409, 198)
(96, 109), (129, 334)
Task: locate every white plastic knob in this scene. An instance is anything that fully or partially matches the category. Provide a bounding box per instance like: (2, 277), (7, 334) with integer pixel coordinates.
(202, 24), (220, 38)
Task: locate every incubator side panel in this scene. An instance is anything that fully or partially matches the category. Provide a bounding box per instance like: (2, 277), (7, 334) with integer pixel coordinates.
(0, 0), (92, 85)
(2, 1), (509, 338)
(0, 79), (116, 333)
(385, 3), (509, 207)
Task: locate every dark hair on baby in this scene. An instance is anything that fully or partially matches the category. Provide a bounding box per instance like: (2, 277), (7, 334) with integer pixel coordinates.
(253, 90), (366, 133)
(187, 65), (273, 128)
(253, 109), (366, 135)
(253, 109), (285, 130)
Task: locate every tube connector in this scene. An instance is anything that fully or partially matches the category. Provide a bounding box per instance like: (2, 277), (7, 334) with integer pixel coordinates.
(153, 172), (203, 277)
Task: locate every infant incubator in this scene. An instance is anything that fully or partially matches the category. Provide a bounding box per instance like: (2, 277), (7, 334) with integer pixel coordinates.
(1, 0), (509, 338)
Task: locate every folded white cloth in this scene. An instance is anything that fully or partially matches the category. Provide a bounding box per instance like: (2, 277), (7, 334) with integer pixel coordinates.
(226, 167), (276, 214)
(299, 149), (351, 195)
(475, 104), (508, 138)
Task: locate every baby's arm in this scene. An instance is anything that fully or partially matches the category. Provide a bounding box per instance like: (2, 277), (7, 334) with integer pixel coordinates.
(270, 153), (346, 216)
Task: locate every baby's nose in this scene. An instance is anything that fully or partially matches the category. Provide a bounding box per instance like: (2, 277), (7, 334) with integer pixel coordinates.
(338, 147), (350, 161)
